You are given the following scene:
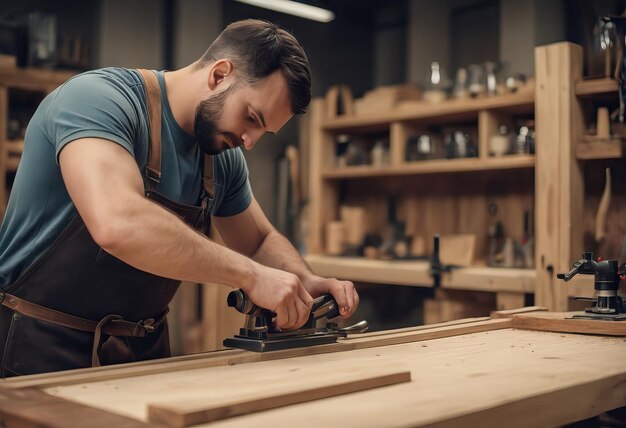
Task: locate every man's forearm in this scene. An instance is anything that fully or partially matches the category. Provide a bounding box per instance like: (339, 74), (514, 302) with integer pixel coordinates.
(102, 196), (258, 288)
(252, 229), (315, 282)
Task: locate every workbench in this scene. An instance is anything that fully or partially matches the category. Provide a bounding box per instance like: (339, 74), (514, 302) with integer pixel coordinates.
(0, 310), (624, 427)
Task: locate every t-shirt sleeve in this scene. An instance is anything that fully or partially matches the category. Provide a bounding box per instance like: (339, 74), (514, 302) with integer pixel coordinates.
(43, 73), (139, 164)
(214, 148), (253, 217)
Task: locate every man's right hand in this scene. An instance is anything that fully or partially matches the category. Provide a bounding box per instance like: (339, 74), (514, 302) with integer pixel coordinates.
(243, 264), (313, 331)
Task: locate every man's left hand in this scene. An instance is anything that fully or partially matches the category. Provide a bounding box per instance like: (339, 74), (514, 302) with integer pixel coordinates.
(303, 275), (359, 319)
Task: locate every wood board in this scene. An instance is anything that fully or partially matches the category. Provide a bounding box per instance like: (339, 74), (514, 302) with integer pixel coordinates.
(510, 311), (626, 336)
(1, 318), (511, 390)
(36, 327), (626, 428)
(148, 370), (410, 427)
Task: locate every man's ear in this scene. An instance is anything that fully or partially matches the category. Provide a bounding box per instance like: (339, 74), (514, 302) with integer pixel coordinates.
(207, 59), (234, 90)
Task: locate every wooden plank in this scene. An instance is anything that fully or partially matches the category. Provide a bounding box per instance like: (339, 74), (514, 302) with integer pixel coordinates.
(2, 318), (510, 390)
(347, 318), (511, 348)
(511, 311), (626, 336)
(321, 155), (535, 178)
(0, 387), (155, 427)
(43, 328), (626, 428)
(147, 370), (411, 427)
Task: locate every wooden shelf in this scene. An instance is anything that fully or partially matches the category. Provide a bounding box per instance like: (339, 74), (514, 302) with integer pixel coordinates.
(0, 68), (75, 92)
(576, 137), (625, 160)
(322, 85), (535, 132)
(305, 255), (535, 293)
(322, 155), (535, 178)
(575, 78), (618, 97)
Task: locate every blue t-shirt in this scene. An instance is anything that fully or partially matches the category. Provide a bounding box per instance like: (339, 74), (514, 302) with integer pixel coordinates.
(0, 67), (253, 286)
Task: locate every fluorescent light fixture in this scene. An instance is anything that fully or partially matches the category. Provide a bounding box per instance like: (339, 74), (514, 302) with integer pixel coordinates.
(234, 0), (335, 23)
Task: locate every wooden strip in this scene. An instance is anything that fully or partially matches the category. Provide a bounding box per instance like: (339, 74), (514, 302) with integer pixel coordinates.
(3, 318), (510, 390)
(0, 387), (155, 427)
(490, 306), (547, 319)
(354, 316), (491, 338)
(511, 311), (626, 336)
(347, 318), (511, 348)
(148, 371), (411, 427)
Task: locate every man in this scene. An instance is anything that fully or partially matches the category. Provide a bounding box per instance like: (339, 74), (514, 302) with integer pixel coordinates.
(0, 19), (358, 377)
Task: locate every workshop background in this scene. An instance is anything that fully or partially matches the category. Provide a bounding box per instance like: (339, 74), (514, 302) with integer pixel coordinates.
(0, 0), (623, 356)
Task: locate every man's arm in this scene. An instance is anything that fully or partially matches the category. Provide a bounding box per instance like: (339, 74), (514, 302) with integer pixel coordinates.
(214, 199), (359, 318)
(59, 138), (312, 330)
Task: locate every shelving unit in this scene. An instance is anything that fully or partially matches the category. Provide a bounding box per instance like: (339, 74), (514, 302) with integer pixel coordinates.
(0, 67), (75, 215)
(305, 65), (538, 320)
(304, 42), (613, 319)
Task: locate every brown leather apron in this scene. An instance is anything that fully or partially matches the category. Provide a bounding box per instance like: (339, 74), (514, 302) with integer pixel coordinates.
(0, 69), (214, 377)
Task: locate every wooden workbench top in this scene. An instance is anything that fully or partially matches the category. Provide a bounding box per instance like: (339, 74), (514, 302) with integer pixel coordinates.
(29, 326), (626, 427)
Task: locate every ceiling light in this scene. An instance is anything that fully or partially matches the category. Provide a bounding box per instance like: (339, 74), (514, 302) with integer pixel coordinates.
(233, 0), (335, 23)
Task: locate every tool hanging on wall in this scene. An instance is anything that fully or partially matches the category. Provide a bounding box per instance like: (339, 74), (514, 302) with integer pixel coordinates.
(325, 84), (354, 119)
(223, 290), (369, 352)
(557, 251), (626, 321)
(595, 167), (612, 243)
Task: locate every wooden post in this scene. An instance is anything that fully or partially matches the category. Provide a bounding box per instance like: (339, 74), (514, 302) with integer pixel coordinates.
(307, 98), (338, 254)
(534, 43), (584, 311)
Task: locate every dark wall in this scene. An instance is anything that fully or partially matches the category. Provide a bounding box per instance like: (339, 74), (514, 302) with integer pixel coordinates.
(0, 0), (98, 69)
(222, 1), (377, 227)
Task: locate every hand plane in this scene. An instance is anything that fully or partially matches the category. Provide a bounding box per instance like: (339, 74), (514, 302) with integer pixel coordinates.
(223, 289), (369, 352)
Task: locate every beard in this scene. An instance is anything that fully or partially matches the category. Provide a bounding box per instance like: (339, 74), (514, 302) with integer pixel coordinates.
(194, 83), (242, 155)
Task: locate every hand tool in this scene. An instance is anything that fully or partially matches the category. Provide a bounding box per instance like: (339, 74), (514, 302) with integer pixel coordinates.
(223, 290), (369, 352)
(557, 251), (625, 321)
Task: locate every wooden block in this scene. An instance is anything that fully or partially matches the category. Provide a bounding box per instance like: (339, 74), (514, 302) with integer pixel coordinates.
(439, 234), (477, 266)
(596, 107), (610, 139)
(496, 291), (526, 311)
(511, 311), (626, 336)
(147, 370), (411, 427)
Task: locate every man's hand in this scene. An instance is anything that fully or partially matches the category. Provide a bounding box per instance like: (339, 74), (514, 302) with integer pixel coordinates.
(242, 264), (314, 331)
(303, 275), (359, 319)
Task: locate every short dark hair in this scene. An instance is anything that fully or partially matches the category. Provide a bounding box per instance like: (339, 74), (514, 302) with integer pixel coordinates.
(197, 19), (311, 115)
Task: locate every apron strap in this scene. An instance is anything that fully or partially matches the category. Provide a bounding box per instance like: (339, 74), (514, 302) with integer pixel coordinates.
(0, 290), (167, 351)
(137, 69), (162, 191)
(137, 69), (214, 199)
(203, 154), (214, 198)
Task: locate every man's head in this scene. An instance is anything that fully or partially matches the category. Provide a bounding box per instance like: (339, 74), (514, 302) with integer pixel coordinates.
(193, 19), (311, 155)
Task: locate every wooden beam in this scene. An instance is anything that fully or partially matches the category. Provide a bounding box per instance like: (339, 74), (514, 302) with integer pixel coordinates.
(534, 43), (584, 311)
(148, 370), (411, 427)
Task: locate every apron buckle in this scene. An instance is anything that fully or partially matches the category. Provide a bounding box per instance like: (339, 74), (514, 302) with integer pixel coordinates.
(139, 318), (155, 333)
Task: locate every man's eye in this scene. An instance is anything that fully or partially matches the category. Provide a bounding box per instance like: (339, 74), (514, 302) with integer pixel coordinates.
(247, 115), (256, 124)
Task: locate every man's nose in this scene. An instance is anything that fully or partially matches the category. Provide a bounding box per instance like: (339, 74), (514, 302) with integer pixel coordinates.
(241, 129), (263, 150)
